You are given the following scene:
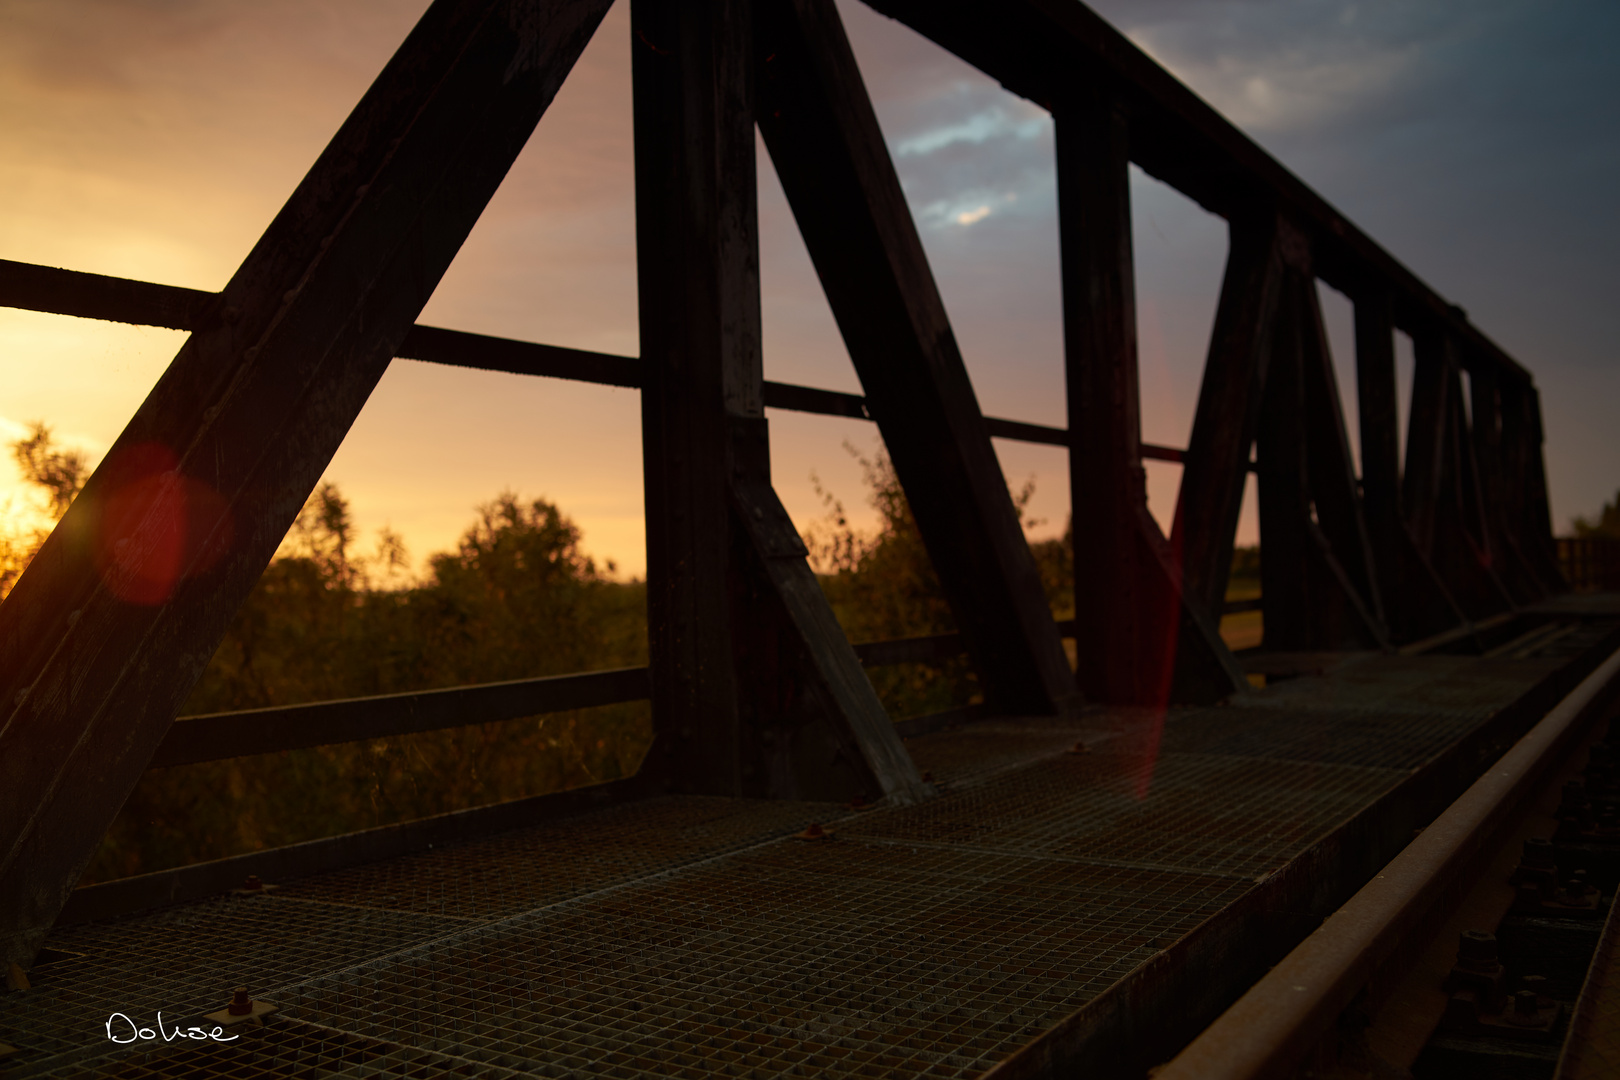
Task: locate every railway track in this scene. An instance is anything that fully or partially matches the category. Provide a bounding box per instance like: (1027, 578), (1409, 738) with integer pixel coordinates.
(1157, 638), (1620, 1080)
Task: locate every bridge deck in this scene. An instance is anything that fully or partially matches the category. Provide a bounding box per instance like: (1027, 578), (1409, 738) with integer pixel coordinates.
(6, 618), (1617, 1079)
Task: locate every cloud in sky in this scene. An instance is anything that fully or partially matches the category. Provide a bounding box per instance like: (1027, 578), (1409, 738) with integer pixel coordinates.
(1113, 0), (1428, 132)
(1, 0), (1616, 581)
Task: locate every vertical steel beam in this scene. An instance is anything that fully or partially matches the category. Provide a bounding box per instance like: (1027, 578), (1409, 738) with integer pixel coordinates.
(1255, 271), (1385, 650)
(1057, 87), (1243, 704)
(1403, 329), (1452, 555)
(1522, 386), (1563, 582)
(1254, 273), (1316, 647)
(0, 0), (613, 967)
(1405, 330), (1515, 619)
(1470, 362), (1552, 600)
(1501, 382), (1568, 590)
(632, 0), (753, 793)
(753, 0), (1078, 717)
(1353, 288), (1403, 613)
(1353, 289), (1469, 641)
(1173, 211), (1288, 620)
(632, 0), (924, 802)
(1299, 276), (1387, 638)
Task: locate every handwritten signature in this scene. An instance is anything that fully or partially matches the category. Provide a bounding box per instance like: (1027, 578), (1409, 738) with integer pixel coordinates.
(105, 1012), (239, 1044)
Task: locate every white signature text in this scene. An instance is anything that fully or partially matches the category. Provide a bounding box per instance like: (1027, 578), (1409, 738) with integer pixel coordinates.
(105, 1012), (239, 1044)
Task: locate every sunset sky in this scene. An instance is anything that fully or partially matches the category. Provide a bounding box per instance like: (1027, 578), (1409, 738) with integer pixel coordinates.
(2, 0), (1616, 581)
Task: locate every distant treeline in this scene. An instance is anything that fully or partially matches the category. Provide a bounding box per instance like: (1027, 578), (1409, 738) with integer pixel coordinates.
(1575, 490), (1620, 540)
(3, 425), (1260, 882)
(1, 427), (1068, 881)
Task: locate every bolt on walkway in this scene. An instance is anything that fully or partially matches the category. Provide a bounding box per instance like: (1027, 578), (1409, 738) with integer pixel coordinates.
(3, 621), (1615, 1079)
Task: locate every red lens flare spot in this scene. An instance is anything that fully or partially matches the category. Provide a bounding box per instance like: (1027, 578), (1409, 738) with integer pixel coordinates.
(93, 443), (234, 606)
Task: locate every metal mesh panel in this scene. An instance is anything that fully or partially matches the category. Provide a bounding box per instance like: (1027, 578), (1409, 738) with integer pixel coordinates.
(26, 1018), (528, 1079)
(1, 899), (463, 1073)
(1161, 705), (1489, 770)
(273, 846), (1246, 1079)
(842, 750), (1406, 880)
(1162, 655), (1572, 770)
(1534, 620), (1620, 659)
(2, 648), (1583, 1078)
(1248, 655), (1562, 720)
(901, 717), (1125, 786)
(275, 796), (840, 919)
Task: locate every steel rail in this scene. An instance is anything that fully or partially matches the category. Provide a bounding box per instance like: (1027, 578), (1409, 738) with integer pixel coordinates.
(1155, 641), (1620, 1080)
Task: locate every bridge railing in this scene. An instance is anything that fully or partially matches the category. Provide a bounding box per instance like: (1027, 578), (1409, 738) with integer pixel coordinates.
(1559, 537), (1620, 593)
(0, 0), (1566, 956)
(0, 257), (1264, 772)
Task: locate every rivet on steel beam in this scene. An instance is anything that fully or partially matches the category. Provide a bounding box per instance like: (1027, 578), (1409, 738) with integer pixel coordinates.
(1518, 974), (1551, 1009)
(1513, 881), (1545, 910)
(203, 986), (278, 1027)
(1555, 868), (1601, 911)
(1508, 990), (1540, 1024)
(1444, 929), (1505, 1014)
(1486, 986), (1560, 1036)
(1510, 837), (1558, 908)
(232, 874), (277, 896)
(795, 822), (832, 841)
(1442, 990), (1482, 1033)
(1456, 930), (1499, 971)
(1520, 837), (1555, 869)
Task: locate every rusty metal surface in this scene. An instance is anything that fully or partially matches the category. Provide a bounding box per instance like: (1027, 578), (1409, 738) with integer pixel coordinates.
(902, 716), (1120, 785)
(0, 651), (1587, 1079)
(843, 751), (1405, 881)
(1161, 661), (1569, 771)
(1155, 639), (1620, 1080)
(2, 899), (464, 1072)
(272, 796), (841, 920)
(24, 1017), (530, 1079)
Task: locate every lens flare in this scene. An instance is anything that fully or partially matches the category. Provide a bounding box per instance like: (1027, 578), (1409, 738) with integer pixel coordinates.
(94, 443), (233, 605)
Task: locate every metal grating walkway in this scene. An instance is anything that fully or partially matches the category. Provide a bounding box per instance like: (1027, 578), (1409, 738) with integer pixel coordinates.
(0, 646), (1593, 1078)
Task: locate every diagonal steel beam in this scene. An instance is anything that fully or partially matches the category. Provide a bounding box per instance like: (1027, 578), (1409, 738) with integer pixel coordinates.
(0, 0), (613, 967)
(1256, 269), (1386, 651)
(1173, 212), (1290, 619)
(1405, 332), (1515, 619)
(1057, 85), (1243, 705)
(753, 0), (1078, 718)
(632, 0), (924, 803)
(1298, 272), (1388, 642)
(1469, 360), (1553, 602)
(1351, 286), (1469, 642)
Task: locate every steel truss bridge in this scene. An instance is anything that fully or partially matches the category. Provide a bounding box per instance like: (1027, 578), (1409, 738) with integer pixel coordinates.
(4, 0), (1620, 1076)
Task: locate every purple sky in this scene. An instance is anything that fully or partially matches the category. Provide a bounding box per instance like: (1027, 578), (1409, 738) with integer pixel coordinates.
(2, 0), (1615, 579)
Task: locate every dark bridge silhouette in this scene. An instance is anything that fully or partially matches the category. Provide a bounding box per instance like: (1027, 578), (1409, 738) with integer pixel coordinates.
(2, 1), (1617, 1076)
